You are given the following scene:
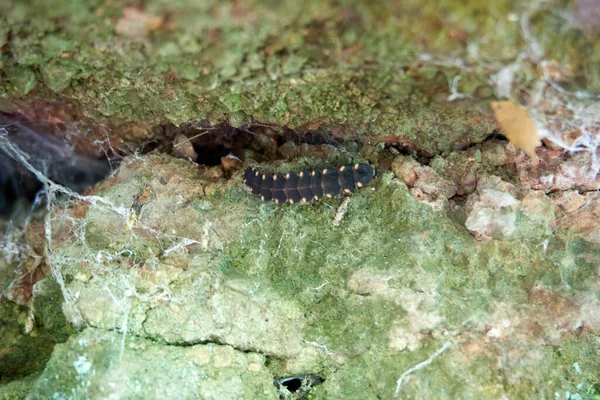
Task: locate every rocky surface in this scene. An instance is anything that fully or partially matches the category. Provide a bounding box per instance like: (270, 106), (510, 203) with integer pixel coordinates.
(28, 328), (277, 400)
(1, 0), (599, 399)
(0, 152), (596, 399)
(2, 0), (598, 154)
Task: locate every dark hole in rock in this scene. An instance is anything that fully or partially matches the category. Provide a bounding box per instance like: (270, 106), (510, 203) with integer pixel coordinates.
(163, 121), (254, 166)
(163, 120), (351, 167)
(282, 377), (302, 392)
(484, 129), (508, 142)
(0, 112), (112, 222)
(274, 374), (324, 399)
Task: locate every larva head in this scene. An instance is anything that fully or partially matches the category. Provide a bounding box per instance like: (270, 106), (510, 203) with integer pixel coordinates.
(244, 167), (256, 186)
(354, 163), (376, 187)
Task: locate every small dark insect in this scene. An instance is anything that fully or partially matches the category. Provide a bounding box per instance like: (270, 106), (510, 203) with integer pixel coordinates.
(244, 163), (376, 204)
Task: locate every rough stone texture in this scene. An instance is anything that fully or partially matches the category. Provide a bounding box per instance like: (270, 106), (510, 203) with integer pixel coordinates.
(1, 0), (600, 399)
(465, 175), (555, 241)
(552, 191), (600, 244)
(4, 0), (598, 155)
(0, 156), (594, 398)
(142, 272), (306, 357)
(392, 155), (458, 209)
(517, 149), (600, 193)
(27, 328), (278, 400)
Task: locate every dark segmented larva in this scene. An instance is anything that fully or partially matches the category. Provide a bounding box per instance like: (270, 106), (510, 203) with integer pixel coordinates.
(244, 163), (376, 204)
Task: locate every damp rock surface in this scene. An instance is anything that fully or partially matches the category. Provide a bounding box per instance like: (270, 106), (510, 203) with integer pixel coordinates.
(5, 154), (595, 399)
(27, 328), (278, 400)
(5, 0), (593, 154)
(0, 0), (599, 399)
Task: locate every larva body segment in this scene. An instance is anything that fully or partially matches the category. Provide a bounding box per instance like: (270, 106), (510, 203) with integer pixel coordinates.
(245, 163), (375, 203)
(272, 173), (286, 203)
(297, 172), (312, 201)
(322, 169), (341, 198)
(260, 174), (273, 201)
(339, 167), (356, 193)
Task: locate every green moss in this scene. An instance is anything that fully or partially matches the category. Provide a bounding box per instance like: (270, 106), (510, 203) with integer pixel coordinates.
(2, 1), (599, 395)
(218, 172), (597, 374)
(311, 333), (600, 399)
(1, 0), (555, 153)
(0, 279), (74, 385)
(3, 65), (36, 95)
(40, 61), (76, 92)
(32, 278), (76, 342)
(0, 300), (64, 383)
(40, 34), (76, 58)
(530, 8), (600, 95)
(0, 373), (41, 400)
(13, 154), (597, 398)
(546, 238), (600, 292)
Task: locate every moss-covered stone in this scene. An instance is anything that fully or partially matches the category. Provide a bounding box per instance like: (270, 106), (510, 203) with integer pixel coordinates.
(0, 301), (57, 382)
(1, 0), (599, 398)
(3, 0), (597, 154)
(31, 278), (75, 342)
(22, 155), (598, 398)
(0, 373), (40, 400)
(0, 273), (73, 388)
(28, 328), (278, 399)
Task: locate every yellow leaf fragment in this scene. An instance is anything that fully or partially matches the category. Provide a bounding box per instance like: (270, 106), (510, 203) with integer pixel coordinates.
(491, 100), (541, 165)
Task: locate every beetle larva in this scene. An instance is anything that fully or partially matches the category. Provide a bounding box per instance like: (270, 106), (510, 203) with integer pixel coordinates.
(244, 163), (375, 204)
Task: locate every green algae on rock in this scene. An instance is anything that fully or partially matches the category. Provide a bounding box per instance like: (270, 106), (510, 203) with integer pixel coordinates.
(5, 0), (598, 154)
(27, 328), (278, 400)
(1, 0), (600, 398)
(9, 154), (595, 398)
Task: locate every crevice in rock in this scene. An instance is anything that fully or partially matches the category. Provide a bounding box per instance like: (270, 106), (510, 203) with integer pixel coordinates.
(139, 327), (273, 356)
(137, 306), (258, 352)
(154, 120), (356, 168)
(0, 112), (512, 220)
(457, 129), (509, 151)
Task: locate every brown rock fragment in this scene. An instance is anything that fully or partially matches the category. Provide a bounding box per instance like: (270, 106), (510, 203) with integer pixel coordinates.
(553, 191), (600, 243)
(202, 166), (224, 180)
(173, 134), (198, 162)
(391, 155), (419, 186)
(277, 142), (298, 160)
(518, 149), (599, 192)
(297, 144), (336, 159)
(221, 154), (243, 172)
(392, 156), (457, 206)
(115, 7), (164, 41)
